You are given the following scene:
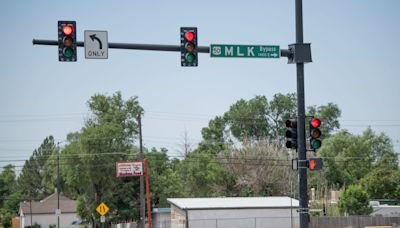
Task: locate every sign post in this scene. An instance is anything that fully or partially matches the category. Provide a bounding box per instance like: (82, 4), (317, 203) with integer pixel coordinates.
(100, 216), (106, 223)
(116, 161), (152, 228)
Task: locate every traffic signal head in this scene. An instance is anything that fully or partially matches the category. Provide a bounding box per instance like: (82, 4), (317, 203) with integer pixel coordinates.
(308, 157), (323, 170)
(58, 21), (77, 62)
(309, 118), (322, 150)
(285, 119), (297, 149)
(180, 27), (198, 67)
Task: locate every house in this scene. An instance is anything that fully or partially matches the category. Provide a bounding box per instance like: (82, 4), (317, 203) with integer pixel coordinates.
(19, 193), (80, 228)
(167, 197), (299, 228)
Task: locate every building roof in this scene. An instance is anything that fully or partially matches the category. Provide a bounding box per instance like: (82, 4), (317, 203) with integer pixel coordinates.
(167, 197), (299, 210)
(372, 205), (400, 217)
(20, 193), (77, 215)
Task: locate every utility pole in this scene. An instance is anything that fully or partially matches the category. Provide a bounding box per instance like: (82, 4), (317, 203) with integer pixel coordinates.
(30, 199), (33, 227)
(57, 143), (60, 228)
(295, 0), (309, 227)
(137, 110), (145, 228)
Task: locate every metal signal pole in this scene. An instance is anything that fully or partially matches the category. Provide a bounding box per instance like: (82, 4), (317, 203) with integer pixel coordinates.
(295, 0), (309, 227)
(57, 144), (60, 228)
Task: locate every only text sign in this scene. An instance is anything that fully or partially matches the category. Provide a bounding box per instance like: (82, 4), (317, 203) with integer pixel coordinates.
(210, 44), (280, 58)
(84, 30), (108, 59)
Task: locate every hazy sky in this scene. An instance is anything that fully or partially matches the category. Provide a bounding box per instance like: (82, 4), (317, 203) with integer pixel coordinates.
(1, 0), (399, 171)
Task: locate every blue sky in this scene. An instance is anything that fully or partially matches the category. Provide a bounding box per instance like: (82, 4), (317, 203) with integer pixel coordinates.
(0, 0), (399, 170)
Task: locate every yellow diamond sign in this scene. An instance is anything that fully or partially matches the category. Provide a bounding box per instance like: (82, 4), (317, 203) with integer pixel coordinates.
(96, 202), (109, 216)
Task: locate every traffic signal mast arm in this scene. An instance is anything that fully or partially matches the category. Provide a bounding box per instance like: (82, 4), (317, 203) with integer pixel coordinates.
(32, 39), (291, 56)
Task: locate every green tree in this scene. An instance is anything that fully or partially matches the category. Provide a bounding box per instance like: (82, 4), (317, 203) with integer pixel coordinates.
(360, 156), (400, 199)
(62, 92), (142, 224)
(223, 96), (270, 142)
(318, 129), (397, 188)
(338, 185), (372, 215)
(268, 93), (297, 139)
(0, 165), (16, 207)
(201, 93), (340, 150)
(178, 149), (235, 197)
(18, 136), (57, 199)
(146, 148), (186, 207)
(198, 94), (341, 197)
(0, 164), (23, 227)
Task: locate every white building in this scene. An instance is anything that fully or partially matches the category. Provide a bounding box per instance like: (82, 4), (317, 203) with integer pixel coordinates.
(167, 197), (299, 228)
(19, 193), (80, 228)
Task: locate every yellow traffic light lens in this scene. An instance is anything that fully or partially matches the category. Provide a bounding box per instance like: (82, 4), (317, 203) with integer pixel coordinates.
(185, 42), (195, 52)
(63, 37), (73, 47)
(311, 129), (321, 138)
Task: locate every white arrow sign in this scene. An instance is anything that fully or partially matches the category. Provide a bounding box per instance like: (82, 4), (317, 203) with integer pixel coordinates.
(84, 30), (108, 59)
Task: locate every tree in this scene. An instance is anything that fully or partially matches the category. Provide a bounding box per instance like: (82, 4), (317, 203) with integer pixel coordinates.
(223, 96), (270, 142)
(360, 156), (400, 199)
(0, 165), (25, 227)
(61, 92), (142, 225)
(197, 94), (341, 197)
(201, 93), (340, 149)
(268, 93), (297, 139)
(179, 129), (193, 158)
(178, 149), (235, 197)
(0, 165), (16, 207)
(18, 136), (57, 199)
(318, 129), (397, 188)
(338, 185), (372, 215)
(146, 148), (186, 207)
(218, 140), (297, 197)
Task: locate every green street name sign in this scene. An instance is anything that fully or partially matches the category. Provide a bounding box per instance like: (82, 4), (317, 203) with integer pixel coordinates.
(210, 44), (280, 58)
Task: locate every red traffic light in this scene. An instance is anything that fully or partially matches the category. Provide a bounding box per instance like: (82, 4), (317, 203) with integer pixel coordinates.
(58, 21), (77, 62)
(311, 118), (321, 128)
(308, 158), (323, 170)
(63, 25), (74, 35)
(180, 27), (198, 67)
(309, 159), (316, 169)
(185, 32), (195, 41)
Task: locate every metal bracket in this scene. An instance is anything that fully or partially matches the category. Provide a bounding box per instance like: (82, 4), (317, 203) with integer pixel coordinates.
(288, 43), (312, 64)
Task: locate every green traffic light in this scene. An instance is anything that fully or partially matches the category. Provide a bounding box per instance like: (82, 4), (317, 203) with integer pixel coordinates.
(185, 53), (196, 63)
(63, 47), (74, 58)
(311, 139), (322, 149)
